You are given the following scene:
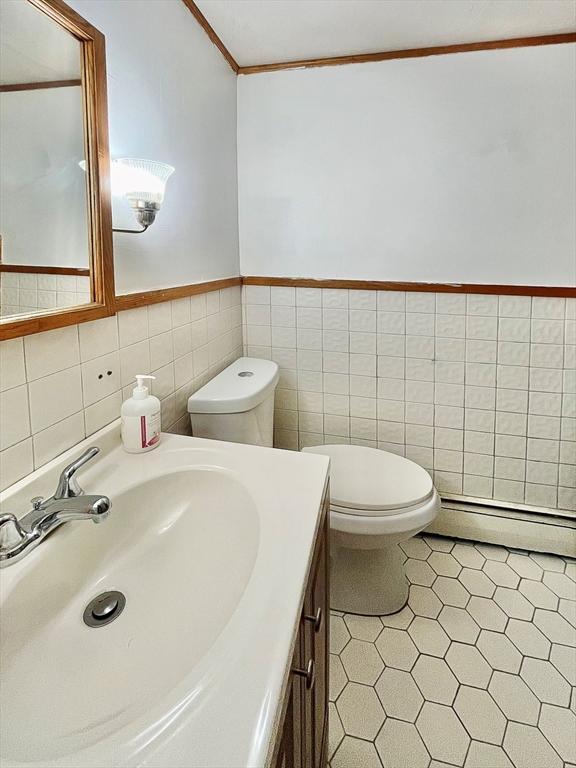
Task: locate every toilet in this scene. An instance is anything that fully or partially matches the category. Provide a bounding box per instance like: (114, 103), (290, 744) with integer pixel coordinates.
(303, 444), (440, 616)
(187, 357), (279, 446)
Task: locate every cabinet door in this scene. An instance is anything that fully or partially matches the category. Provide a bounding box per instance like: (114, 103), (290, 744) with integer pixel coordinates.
(273, 487), (329, 768)
(312, 522), (328, 767)
(303, 507), (329, 768)
(276, 632), (304, 768)
(292, 631), (305, 768)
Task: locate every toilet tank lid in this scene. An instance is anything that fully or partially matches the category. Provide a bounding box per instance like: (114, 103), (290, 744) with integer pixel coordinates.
(302, 444), (434, 511)
(187, 358), (279, 414)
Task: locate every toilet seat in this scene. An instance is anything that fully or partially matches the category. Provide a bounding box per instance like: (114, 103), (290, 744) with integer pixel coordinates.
(302, 444), (434, 516)
(330, 490), (440, 537)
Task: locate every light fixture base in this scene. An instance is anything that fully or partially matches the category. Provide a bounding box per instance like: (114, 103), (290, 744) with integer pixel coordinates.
(131, 200), (160, 228)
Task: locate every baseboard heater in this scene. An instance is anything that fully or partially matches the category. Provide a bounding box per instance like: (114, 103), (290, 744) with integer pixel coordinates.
(429, 495), (576, 558)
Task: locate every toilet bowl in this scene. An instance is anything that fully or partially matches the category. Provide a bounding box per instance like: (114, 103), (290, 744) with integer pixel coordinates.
(187, 357), (279, 446)
(302, 444), (440, 615)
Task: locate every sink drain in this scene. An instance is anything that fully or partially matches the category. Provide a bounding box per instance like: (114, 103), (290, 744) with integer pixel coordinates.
(83, 590), (126, 627)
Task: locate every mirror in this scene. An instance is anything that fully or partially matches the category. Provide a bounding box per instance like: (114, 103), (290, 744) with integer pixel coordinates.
(0, 0), (114, 339)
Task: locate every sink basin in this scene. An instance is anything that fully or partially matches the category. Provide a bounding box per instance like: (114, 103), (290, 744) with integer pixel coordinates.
(1, 468), (259, 763)
(0, 424), (329, 768)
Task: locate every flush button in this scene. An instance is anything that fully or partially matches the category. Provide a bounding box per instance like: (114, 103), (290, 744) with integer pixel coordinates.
(238, 371), (254, 377)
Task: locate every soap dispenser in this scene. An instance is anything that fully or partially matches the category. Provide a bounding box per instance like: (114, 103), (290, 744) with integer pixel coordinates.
(121, 374), (161, 453)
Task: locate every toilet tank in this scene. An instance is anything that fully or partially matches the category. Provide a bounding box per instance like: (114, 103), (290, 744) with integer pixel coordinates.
(187, 357), (279, 447)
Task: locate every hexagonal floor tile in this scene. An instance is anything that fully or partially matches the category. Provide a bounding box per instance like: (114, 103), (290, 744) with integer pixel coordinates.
(330, 654), (348, 701)
(503, 722), (563, 768)
(533, 608), (576, 645)
(459, 568), (496, 597)
(464, 741), (513, 768)
(433, 576), (470, 607)
(438, 606), (480, 643)
(467, 596), (507, 631)
(336, 682), (385, 740)
(507, 552), (543, 581)
(520, 657), (572, 706)
(452, 542), (485, 569)
(550, 643), (576, 685)
(518, 578), (559, 610)
(328, 702), (344, 760)
(417, 701), (470, 766)
(400, 536), (431, 560)
(454, 686), (506, 745)
(505, 618), (550, 659)
(412, 655), (458, 704)
(340, 639), (384, 685)
(475, 542), (508, 561)
(331, 614), (351, 654)
(446, 642), (492, 688)
(331, 736), (383, 768)
(326, 537), (576, 768)
(543, 571), (576, 599)
(477, 630), (522, 673)
(375, 667), (423, 721)
(375, 718), (429, 768)
(429, 551), (462, 577)
(376, 627), (419, 671)
(380, 605), (414, 629)
(483, 560), (520, 588)
(559, 597), (576, 627)
(529, 551), (565, 572)
(488, 671), (540, 725)
(408, 585), (443, 618)
(343, 613), (383, 642)
(405, 558), (436, 587)
(423, 534), (454, 553)
(539, 703), (576, 763)
(408, 617), (450, 657)
(493, 586), (535, 619)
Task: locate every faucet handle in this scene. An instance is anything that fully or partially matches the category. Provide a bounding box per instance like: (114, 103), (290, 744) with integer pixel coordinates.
(54, 446), (100, 499)
(0, 513), (27, 548)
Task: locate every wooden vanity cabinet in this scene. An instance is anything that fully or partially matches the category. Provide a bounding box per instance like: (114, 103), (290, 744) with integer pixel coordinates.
(273, 487), (330, 768)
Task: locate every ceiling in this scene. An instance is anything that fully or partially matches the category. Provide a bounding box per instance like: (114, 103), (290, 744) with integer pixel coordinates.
(0, 0), (80, 85)
(195, 0), (576, 67)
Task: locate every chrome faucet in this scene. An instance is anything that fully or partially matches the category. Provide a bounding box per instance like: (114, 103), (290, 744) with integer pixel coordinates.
(0, 447), (111, 568)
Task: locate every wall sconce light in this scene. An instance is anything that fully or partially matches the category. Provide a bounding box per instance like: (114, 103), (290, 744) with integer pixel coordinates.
(111, 158), (175, 234)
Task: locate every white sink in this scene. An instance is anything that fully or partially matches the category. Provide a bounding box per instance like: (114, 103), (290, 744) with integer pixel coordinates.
(0, 423), (329, 768)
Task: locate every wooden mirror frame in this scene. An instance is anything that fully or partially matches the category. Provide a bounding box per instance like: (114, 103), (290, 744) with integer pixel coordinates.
(0, 0), (114, 341)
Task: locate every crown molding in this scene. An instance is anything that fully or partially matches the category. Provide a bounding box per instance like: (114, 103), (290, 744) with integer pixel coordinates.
(236, 32), (576, 75)
(179, 4), (576, 77)
(181, 0), (239, 73)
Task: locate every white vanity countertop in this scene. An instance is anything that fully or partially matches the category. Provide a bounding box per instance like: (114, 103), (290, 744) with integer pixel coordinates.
(0, 423), (330, 768)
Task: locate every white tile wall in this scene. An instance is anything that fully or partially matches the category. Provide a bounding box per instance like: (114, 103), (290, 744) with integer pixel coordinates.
(243, 287), (575, 513)
(0, 286), (242, 491)
(0, 272), (91, 317)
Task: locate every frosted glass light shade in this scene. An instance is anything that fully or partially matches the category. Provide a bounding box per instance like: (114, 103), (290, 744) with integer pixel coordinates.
(112, 158), (174, 206)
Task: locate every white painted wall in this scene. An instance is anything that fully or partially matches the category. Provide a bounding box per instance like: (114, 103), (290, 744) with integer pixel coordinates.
(238, 44), (576, 286)
(69, 0), (240, 294)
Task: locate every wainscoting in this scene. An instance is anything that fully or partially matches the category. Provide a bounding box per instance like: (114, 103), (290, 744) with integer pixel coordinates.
(242, 284), (575, 515)
(0, 284), (242, 490)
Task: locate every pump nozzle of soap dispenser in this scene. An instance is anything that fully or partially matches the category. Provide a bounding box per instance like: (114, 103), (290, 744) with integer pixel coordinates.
(133, 374), (155, 399)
